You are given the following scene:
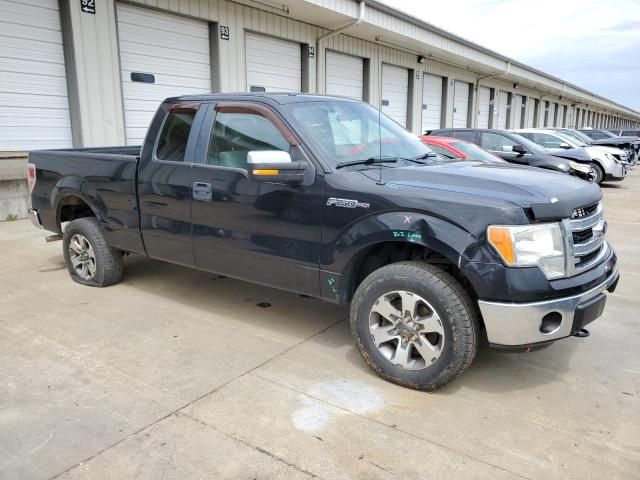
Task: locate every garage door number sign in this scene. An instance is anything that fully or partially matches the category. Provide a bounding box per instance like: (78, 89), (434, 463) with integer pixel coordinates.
(80, 0), (96, 14)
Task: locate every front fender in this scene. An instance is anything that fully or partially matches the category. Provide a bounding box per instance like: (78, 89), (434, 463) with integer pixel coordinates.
(320, 211), (493, 301)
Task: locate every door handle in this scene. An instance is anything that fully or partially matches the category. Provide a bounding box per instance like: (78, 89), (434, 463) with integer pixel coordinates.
(192, 182), (212, 201)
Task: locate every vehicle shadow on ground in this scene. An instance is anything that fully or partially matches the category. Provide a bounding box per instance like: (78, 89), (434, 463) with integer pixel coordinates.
(120, 255), (346, 343)
(121, 255), (575, 394)
(600, 184), (626, 189)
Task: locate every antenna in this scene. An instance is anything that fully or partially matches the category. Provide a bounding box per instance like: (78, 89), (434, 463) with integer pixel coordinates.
(376, 51), (385, 185)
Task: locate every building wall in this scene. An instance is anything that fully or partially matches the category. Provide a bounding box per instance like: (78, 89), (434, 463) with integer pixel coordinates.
(0, 0), (638, 155)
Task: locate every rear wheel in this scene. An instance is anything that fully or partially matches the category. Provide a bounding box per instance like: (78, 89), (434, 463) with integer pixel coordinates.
(590, 162), (604, 184)
(350, 261), (478, 391)
(62, 217), (123, 287)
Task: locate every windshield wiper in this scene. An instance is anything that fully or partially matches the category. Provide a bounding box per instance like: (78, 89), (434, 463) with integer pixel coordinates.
(335, 157), (399, 169)
(407, 152), (439, 163)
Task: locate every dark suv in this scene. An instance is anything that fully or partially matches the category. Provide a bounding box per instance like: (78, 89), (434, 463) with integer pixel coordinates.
(425, 129), (594, 181)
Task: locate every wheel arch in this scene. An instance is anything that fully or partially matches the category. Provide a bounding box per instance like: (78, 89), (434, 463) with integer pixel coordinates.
(52, 176), (104, 232)
(330, 211), (483, 306)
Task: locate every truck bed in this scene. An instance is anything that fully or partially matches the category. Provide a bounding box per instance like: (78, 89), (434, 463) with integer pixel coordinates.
(29, 145), (145, 255)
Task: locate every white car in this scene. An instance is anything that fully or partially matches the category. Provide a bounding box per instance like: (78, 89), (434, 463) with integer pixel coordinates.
(554, 128), (632, 165)
(513, 128), (628, 184)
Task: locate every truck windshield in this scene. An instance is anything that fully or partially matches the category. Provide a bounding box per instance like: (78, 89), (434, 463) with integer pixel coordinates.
(285, 100), (435, 169)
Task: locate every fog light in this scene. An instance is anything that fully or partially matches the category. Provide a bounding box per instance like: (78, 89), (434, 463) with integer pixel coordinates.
(540, 312), (562, 334)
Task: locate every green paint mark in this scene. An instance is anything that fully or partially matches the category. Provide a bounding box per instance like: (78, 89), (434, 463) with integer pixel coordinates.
(392, 231), (422, 242)
(327, 277), (337, 294)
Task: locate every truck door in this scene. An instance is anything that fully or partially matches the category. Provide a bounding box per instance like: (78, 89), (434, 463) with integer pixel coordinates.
(137, 102), (204, 266)
(189, 102), (322, 296)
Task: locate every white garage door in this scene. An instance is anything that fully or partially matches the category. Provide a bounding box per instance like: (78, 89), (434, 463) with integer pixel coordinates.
(497, 91), (509, 129)
(512, 94), (524, 129)
(546, 102), (555, 127)
(117, 3), (211, 145)
(565, 107), (573, 128)
(0, 0), (72, 150)
(452, 81), (470, 128)
(527, 98), (536, 127)
(325, 51), (363, 100)
(421, 73), (443, 131)
(476, 86), (490, 129)
(246, 33), (301, 93)
(381, 64), (409, 128)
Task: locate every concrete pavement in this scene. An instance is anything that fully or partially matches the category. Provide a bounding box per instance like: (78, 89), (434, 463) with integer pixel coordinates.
(1, 174), (639, 479)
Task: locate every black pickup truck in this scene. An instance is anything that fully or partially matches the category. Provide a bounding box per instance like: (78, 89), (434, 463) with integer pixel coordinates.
(28, 93), (619, 391)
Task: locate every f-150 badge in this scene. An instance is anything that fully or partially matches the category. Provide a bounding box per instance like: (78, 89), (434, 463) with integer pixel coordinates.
(326, 197), (370, 209)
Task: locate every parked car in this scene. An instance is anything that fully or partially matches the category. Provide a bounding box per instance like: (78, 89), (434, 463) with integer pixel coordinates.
(419, 135), (505, 163)
(425, 128), (595, 181)
(515, 129), (629, 184)
(28, 94), (619, 391)
(580, 129), (640, 163)
(550, 128), (634, 166)
(606, 129), (640, 138)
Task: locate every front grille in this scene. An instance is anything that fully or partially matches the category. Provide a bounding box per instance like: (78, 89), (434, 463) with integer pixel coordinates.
(572, 202), (599, 219)
(568, 201), (606, 275)
(572, 229), (593, 244)
(577, 245), (603, 265)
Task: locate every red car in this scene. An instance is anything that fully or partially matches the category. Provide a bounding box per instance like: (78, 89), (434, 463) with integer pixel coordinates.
(420, 135), (505, 164)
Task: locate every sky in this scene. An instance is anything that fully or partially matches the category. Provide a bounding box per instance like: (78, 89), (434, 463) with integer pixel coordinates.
(381, 0), (640, 111)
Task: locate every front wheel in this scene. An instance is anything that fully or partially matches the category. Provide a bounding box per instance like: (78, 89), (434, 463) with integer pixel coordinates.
(590, 162), (605, 184)
(62, 217), (123, 287)
(350, 261), (478, 391)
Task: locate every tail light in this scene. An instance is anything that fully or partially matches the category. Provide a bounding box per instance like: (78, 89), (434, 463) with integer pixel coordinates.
(27, 163), (36, 193)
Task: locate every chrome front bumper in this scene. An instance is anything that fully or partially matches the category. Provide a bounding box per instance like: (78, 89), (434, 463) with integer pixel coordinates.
(478, 265), (619, 347)
(28, 208), (42, 229)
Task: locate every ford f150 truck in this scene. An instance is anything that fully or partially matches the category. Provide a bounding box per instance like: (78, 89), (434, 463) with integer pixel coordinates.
(28, 94), (619, 391)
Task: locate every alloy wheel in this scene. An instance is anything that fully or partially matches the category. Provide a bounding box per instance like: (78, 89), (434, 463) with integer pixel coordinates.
(68, 233), (97, 280)
(369, 290), (445, 370)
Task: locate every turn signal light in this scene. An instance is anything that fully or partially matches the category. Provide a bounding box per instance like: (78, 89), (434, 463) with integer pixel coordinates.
(252, 169), (279, 176)
(487, 226), (515, 264)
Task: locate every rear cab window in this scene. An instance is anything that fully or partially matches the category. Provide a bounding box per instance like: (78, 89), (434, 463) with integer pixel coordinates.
(155, 103), (200, 162)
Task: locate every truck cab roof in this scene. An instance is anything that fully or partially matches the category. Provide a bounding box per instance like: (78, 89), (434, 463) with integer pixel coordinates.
(165, 92), (360, 105)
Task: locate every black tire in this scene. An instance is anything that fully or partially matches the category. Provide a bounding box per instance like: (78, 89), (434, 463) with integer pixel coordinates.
(350, 261), (478, 391)
(62, 217), (123, 287)
(590, 162), (605, 184)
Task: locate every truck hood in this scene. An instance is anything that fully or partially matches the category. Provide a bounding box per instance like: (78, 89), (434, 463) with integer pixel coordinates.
(362, 161), (601, 219)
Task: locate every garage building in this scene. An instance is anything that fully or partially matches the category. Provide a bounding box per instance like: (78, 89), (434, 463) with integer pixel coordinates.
(1, 0), (640, 218)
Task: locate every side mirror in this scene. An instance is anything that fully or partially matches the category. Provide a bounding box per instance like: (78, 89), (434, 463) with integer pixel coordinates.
(559, 143), (572, 149)
(247, 151), (307, 184)
(512, 144), (528, 155)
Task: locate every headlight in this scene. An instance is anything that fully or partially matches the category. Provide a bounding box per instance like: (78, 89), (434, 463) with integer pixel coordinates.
(488, 223), (566, 279)
(569, 161), (592, 174)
